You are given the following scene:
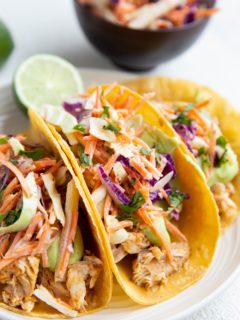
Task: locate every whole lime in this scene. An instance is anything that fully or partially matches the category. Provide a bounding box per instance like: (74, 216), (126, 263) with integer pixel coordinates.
(0, 20), (14, 67)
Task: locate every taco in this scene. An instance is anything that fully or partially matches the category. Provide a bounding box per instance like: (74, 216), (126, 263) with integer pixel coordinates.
(123, 77), (240, 228)
(0, 131), (112, 318)
(29, 84), (220, 305)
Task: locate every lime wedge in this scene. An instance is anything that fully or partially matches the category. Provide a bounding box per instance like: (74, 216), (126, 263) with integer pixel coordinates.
(14, 54), (83, 112)
(0, 20), (14, 67)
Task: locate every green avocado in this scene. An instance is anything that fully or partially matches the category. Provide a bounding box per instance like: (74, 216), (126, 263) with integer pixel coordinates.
(207, 147), (238, 187)
(143, 216), (170, 246)
(140, 127), (179, 155)
(47, 227), (84, 272)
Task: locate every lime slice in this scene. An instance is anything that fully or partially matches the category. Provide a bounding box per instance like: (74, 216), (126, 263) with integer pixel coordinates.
(14, 54), (83, 112)
(0, 20), (14, 67)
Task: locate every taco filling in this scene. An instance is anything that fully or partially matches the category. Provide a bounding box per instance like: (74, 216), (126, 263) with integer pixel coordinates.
(38, 87), (192, 290)
(150, 98), (239, 225)
(0, 135), (102, 317)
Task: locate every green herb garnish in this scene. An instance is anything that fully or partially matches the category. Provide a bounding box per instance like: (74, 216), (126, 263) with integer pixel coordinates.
(78, 144), (91, 168)
(129, 178), (136, 185)
(101, 106), (110, 119)
(0, 190), (4, 202)
(119, 191), (145, 215)
(140, 148), (150, 156)
(215, 150), (228, 168)
(0, 137), (8, 145)
(216, 136), (228, 149)
(74, 123), (87, 133)
(169, 190), (188, 209)
(20, 149), (45, 160)
(9, 159), (18, 164)
(172, 104), (194, 126)
(3, 208), (22, 226)
(103, 123), (121, 134)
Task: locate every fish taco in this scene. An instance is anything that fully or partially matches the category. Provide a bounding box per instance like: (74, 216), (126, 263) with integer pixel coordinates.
(123, 77), (240, 228)
(0, 129), (112, 318)
(29, 84), (220, 305)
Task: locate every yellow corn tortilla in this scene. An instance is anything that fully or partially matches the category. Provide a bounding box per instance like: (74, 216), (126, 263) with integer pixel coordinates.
(122, 77), (240, 228)
(29, 84), (220, 306)
(0, 117), (113, 319)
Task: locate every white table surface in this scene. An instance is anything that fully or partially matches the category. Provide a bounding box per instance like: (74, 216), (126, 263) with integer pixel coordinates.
(0, 0), (240, 319)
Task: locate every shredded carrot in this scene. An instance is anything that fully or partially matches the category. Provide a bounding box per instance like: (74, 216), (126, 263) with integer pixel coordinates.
(188, 108), (209, 131)
(104, 153), (119, 173)
(34, 158), (57, 171)
(130, 159), (150, 179)
(41, 250), (49, 268)
(104, 195), (112, 223)
(0, 192), (20, 215)
(164, 219), (187, 243)
(0, 144), (10, 153)
(137, 208), (173, 262)
(194, 99), (211, 110)
(197, 8), (219, 18)
(3, 178), (18, 197)
(103, 82), (118, 96)
(0, 234), (10, 257)
(0, 159), (31, 197)
(84, 138), (98, 160)
(24, 212), (43, 241)
(141, 157), (161, 180)
(135, 127), (144, 137)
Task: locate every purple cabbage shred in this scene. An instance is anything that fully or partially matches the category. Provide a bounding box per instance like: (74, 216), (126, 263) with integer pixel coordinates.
(63, 100), (92, 122)
(98, 165), (131, 205)
(173, 123), (196, 154)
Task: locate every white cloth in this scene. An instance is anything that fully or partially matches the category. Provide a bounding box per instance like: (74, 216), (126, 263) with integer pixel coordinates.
(0, 0), (240, 319)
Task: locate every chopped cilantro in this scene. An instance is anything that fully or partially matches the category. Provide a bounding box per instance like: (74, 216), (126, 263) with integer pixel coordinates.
(172, 105), (194, 126)
(9, 159), (18, 164)
(73, 123), (87, 133)
(198, 147), (206, 157)
(103, 123), (121, 134)
(3, 208), (22, 226)
(169, 190), (188, 209)
(215, 150), (228, 168)
(129, 178), (136, 185)
(216, 136), (228, 149)
(140, 147), (150, 156)
(0, 137), (8, 145)
(101, 106), (110, 119)
(19, 149), (45, 160)
(119, 191), (145, 217)
(78, 144), (91, 168)
(0, 190), (3, 202)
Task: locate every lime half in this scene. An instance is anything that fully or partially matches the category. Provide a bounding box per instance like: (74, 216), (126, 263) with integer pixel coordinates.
(0, 20), (14, 67)
(14, 54), (83, 112)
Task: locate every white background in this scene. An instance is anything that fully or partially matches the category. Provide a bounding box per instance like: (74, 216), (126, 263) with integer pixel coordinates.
(0, 0), (240, 319)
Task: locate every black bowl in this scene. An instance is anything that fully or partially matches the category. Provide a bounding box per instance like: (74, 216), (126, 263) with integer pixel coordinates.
(74, 0), (216, 71)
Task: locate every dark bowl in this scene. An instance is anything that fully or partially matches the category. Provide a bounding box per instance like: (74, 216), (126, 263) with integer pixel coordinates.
(74, 0), (216, 71)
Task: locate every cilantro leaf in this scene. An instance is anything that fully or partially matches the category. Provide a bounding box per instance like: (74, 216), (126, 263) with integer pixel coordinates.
(19, 149), (45, 160)
(78, 144), (91, 168)
(169, 190), (188, 209)
(0, 137), (8, 145)
(101, 106), (110, 119)
(215, 149), (228, 168)
(129, 178), (136, 185)
(3, 208), (22, 226)
(140, 148), (150, 156)
(119, 191), (145, 216)
(172, 105), (193, 126)
(216, 136), (228, 149)
(74, 123), (87, 133)
(198, 147), (206, 157)
(103, 123), (121, 134)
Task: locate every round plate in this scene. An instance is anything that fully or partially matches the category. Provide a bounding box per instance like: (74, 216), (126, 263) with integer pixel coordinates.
(0, 68), (239, 320)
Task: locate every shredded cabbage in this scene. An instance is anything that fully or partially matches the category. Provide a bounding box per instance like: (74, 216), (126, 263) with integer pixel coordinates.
(38, 104), (78, 133)
(0, 172), (38, 235)
(42, 173), (65, 226)
(8, 137), (25, 156)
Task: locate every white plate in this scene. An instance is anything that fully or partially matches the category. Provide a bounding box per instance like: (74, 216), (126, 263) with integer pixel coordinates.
(0, 68), (239, 320)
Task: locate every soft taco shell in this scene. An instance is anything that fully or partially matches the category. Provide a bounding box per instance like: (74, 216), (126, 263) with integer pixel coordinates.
(123, 77), (240, 228)
(3, 113), (113, 319)
(29, 84), (220, 305)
